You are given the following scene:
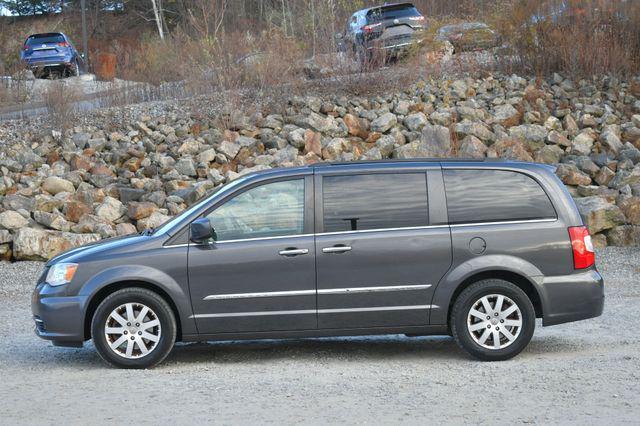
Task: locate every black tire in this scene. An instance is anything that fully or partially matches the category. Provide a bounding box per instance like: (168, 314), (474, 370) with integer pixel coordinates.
(69, 60), (80, 77)
(91, 287), (176, 369)
(450, 279), (535, 361)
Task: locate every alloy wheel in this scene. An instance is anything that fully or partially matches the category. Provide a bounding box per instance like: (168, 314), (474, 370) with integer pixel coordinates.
(104, 302), (161, 359)
(467, 294), (523, 350)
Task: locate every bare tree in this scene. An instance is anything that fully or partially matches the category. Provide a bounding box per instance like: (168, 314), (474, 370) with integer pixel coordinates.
(150, 0), (165, 39)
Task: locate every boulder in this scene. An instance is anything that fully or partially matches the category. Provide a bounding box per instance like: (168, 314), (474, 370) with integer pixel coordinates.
(127, 201), (158, 220)
(508, 124), (547, 150)
(42, 176), (75, 195)
(493, 104), (520, 127)
(404, 112), (428, 132)
(556, 164), (592, 186)
(574, 196), (626, 234)
(370, 113), (397, 133)
(458, 135), (487, 158)
(0, 211), (28, 230)
(420, 124), (451, 157)
(136, 211), (172, 232)
(13, 228), (100, 261)
(619, 197), (640, 225)
(95, 196), (126, 222)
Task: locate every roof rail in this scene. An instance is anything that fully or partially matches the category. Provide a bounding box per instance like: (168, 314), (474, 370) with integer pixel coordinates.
(311, 158), (506, 167)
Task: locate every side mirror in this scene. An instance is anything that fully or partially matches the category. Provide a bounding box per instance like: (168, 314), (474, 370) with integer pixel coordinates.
(190, 218), (214, 243)
(335, 32), (344, 40)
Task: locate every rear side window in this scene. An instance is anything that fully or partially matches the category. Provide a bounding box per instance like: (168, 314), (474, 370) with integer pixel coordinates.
(443, 169), (556, 224)
(322, 173), (428, 232)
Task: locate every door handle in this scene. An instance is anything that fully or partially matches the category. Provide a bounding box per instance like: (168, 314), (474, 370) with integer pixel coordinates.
(278, 248), (309, 256)
(322, 246), (352, 254)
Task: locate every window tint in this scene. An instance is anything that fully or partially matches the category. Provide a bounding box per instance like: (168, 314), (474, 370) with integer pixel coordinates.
(206, 179), (304, 241)
(443, 170), (556, 224)
(367, 5), (420, 22)
(27, 34), (65, 45)
(323, 173), (428, 232)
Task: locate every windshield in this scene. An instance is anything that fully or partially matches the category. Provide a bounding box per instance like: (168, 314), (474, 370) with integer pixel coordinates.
(152, 175), (251, 236)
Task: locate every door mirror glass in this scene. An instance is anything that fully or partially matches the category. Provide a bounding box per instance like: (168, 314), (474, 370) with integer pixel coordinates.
(190, 217), (214, 243)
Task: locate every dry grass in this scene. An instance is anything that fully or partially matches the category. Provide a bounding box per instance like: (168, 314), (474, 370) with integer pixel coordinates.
(42, 80), (80, 129)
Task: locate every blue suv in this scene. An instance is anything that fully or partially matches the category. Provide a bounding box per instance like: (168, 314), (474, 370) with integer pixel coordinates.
(21, 32), (84, 78)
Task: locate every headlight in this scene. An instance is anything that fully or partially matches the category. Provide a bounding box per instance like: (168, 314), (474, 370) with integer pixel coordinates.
(46, 263), (78, 286)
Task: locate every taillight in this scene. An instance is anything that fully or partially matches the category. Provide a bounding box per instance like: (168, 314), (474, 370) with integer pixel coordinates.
(568, 226), (595, 269)
(58, 42), (70, 47)
(363, 22), (382, 33)
(23, 44), (29, 51)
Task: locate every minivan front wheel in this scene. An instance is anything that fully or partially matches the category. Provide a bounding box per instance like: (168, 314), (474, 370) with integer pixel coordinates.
(450, 279), (535, 361)
(91, 288), (176, 369)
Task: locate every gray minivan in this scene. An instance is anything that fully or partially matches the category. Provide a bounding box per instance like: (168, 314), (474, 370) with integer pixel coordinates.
(32, 160), (604, 369)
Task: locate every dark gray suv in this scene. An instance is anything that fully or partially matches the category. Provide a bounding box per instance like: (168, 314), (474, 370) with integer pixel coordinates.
(32, 160), (604, 368)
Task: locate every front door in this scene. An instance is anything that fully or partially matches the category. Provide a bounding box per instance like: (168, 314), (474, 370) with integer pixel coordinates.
(314, 170), (452, 329)
(188, 176), (317, 334)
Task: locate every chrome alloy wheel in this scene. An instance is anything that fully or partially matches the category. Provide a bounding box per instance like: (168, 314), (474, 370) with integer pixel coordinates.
(467, 294), (523, 350)
(104, 303), (161, 359)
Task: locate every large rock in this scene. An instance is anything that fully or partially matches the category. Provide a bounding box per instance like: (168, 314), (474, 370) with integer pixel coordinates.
(13, 228), (100, 261)
(619, 197), (640, 225)
(95, 196), (126, 222)
(136, 211), (172, 232)
(508, 124), (547, 150)
(458, 135), (487, 158)
(127, 201), (158, 220)
(370, 113), (397, 133)
(493, 104), (520, 127)
(574, 196), (626, 234)
(0, 211), (28, 230)
(42, 176), (75, 195)
(556, 164), (592, 186)
(606, 225), (640, 246)
(419, 124), (451, 157)
(404, 112), (428, 131)
(455, 120), (494, 142)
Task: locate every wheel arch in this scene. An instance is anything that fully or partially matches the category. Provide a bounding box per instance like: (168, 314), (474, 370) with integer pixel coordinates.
(430, 255), (546, 326)
(445, 270), (544, 326)
(83, 280), (183, 342)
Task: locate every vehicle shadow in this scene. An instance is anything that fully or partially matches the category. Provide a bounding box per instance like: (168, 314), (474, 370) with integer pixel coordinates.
(14, 334), (591, 369)
(164, 335), (465, 366)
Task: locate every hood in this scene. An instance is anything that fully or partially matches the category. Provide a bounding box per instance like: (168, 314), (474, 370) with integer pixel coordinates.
(46, 234), (152, 265)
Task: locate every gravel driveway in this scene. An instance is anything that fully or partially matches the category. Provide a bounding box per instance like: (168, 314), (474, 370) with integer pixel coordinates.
(0, 248), (638, 424)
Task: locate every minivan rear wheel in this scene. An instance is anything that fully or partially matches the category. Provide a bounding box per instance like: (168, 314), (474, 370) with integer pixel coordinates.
(91, 288), (176, 369)
(450, 279), (535, 361)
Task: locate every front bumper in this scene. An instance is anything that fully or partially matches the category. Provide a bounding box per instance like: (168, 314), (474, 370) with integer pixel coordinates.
(539, 269), (604, 326)
(31, 282), (88, 347)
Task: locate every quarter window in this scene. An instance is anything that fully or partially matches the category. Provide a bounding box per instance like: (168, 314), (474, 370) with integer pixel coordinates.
(206, 179), (304, 241)
(443, 170), (556, 224)
(322, 173), (428, 232)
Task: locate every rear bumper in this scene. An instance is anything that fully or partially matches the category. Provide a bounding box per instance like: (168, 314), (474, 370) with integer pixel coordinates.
(31, 282), (87, 347)
(366, 38), (423, 51)
(539, 269), (604, 326)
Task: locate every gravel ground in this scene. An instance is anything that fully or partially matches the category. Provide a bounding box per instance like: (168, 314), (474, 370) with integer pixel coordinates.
(0, 247), (638, 424)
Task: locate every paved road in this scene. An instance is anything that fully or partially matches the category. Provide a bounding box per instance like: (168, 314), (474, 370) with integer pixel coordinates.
(0, 248), (638, 424)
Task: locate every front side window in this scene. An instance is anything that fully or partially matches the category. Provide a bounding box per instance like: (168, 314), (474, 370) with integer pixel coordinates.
(206, 179), (304, 241)
(443, 169), (557, 224)
(322, 173), (428, 232)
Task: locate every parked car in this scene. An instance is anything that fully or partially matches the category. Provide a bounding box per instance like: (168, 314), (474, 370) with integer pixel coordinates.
(342, 2), (427, 63)
(32, 159), (604, 368)
(436, 22), (499, 53)
(20, 32), (84, 78)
